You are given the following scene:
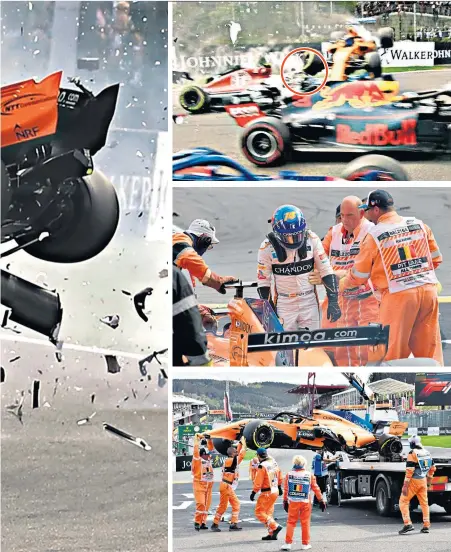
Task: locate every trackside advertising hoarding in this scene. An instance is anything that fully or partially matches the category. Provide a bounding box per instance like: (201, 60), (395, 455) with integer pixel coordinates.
(415, 373), (451, 407)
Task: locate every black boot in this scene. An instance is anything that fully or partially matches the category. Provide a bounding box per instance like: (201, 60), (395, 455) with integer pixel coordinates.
(262, 534), (275, 541)
(199, 523), (209, 530)
(229, 524), (242, 531)
(272, 525), (283, 539)
(398, 524), (414, 535)
(194, 523), (200, 531)
(420, 526), (430, 534)
(211, 523), (221, 532)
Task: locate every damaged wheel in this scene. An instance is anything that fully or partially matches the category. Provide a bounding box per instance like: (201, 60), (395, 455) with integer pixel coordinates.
(341, 155), (409, 181)
(18, 170), (119, 263)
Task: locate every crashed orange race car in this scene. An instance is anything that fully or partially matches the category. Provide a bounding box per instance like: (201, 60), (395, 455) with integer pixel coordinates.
(1, 71), (119, 342)
(203, 282), (440, 367)
(199, 410), (408, 461)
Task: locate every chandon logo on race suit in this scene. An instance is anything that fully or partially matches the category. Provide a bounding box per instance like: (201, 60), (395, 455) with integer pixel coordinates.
(336, 119), (417, 147)
(272, 259), (314, 276)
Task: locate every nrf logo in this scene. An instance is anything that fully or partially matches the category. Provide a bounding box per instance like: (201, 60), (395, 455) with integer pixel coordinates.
(14, 124), (39, 141)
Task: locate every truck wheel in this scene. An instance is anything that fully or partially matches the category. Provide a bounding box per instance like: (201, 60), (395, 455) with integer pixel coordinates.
(341, 155), (409, 181)
(375, 480), (393, 517)
(179, 86), (210, 113)
(212, 438), (233, 456)
(241, 118), (292, 167)
(18, 170), (119, 263)
(326, 471), (339, 506)
(243, 420), (275, 450)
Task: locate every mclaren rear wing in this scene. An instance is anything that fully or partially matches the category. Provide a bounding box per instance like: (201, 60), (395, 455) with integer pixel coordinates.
(230, 324), (390, 366)
(248, 324), (390, 352)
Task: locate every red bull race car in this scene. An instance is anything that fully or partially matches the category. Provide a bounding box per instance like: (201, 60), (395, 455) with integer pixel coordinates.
(178, 62), (272, 114)
(225, 81), (451, 167)
(1, 72), (119, 342)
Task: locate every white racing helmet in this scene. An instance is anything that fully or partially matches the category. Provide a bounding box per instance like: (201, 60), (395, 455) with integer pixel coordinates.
(187, 219), (219, 245)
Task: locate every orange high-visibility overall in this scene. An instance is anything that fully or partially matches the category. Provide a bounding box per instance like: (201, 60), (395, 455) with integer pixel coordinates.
(253, 458), (282, 534)
(213, 442), (247, 525)
(283, 469), (323, 546)
(343, 212), (443, 364)
(322, 219), (380, 366)
(191, 439), (214, 525)
(399, 447), (436, 528)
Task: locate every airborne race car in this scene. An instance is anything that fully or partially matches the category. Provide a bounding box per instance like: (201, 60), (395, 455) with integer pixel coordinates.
(1, 71), (119, 342)
(200, 409), (408, 459)
(202, 282), (440, 367)
(178, 64), (272, 114)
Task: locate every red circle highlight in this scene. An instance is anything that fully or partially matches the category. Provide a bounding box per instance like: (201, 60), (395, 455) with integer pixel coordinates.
(280, 47), (329, 96)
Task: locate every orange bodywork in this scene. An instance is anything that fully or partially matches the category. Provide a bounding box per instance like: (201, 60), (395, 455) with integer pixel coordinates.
(203, 410), (407, 451)
(1, 71), (62, 148)
(327, 36), (378, 81)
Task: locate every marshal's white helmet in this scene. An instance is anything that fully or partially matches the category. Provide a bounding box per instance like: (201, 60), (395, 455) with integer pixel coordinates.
(187, 219), (219, 244)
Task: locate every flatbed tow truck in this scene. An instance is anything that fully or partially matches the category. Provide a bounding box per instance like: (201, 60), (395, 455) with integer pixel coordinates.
(324, 374), (451, 517)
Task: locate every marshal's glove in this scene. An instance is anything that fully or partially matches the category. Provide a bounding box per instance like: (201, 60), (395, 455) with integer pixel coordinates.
(250, 491), (256, 501)
(320, 501), (327, 512)
(203, 272), (237, 295)
(283, 501), (289, 513)
(322, 274), (341, 322)
(278, 485), (283, 496)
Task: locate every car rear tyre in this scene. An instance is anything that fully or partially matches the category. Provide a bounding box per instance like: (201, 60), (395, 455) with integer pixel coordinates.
(444, 503), (451, 515)
(243, 420), (275, 450)
(365, 52), (382, 78)
(212, 438), (233, 456)
(341, 155), (409, 181)
(378, 27), (395, 49)
(179, 85), (210, 113)
(18, 170), (119, 263)
(241, 118), (292, 167)
(302, 51), (325, 76)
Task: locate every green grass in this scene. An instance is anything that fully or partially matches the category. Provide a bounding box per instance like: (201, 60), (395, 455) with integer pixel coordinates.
(403, 435), (451, 448)
(244, 450), (257, 460)
(383, 65), (448, 73)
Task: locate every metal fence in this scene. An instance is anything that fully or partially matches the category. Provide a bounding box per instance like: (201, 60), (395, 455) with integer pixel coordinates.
(400, 410), (451, 428)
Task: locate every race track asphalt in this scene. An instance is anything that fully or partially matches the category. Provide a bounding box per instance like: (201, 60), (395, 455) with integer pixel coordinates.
(173, 186), (451, 365)
(1, 339), (168, 552)
(173, 69), (451, 181)
(172, 449), (451, 552)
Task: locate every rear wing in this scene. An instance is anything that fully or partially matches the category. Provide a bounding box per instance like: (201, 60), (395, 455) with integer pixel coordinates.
(247, 324), (389, 353)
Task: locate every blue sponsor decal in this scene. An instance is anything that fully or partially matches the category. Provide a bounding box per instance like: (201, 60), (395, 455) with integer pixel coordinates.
(327, 410), (373, 431)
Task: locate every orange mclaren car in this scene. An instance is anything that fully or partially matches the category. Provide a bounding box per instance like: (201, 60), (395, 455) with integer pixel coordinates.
(199, 410), (407, 460)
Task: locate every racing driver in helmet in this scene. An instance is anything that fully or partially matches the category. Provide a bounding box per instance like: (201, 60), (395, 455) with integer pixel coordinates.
(257, 205), (341, 331)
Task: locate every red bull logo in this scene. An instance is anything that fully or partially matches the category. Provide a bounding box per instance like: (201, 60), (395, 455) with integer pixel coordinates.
(336, 119), (417, 146)
(313, 81), (399, 110)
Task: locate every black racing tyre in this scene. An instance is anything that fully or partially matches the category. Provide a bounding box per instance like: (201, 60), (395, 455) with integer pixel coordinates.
(378, 27), (395, 49)
(241, 117), (292, 167)
(375, 479), (393, 517)
(365, 52), (382, 78)
(18, 170), (119, 263)
(243, 420), (275, 450)
(443, 502), (451, 515)
(179, 85), (210, 113)
(326, 471), (339, 506)
(302, 51), (325, 76)
(212, 438), (233, 456)
(1, 160), (12, 223)
(341, 155), (409, 181)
